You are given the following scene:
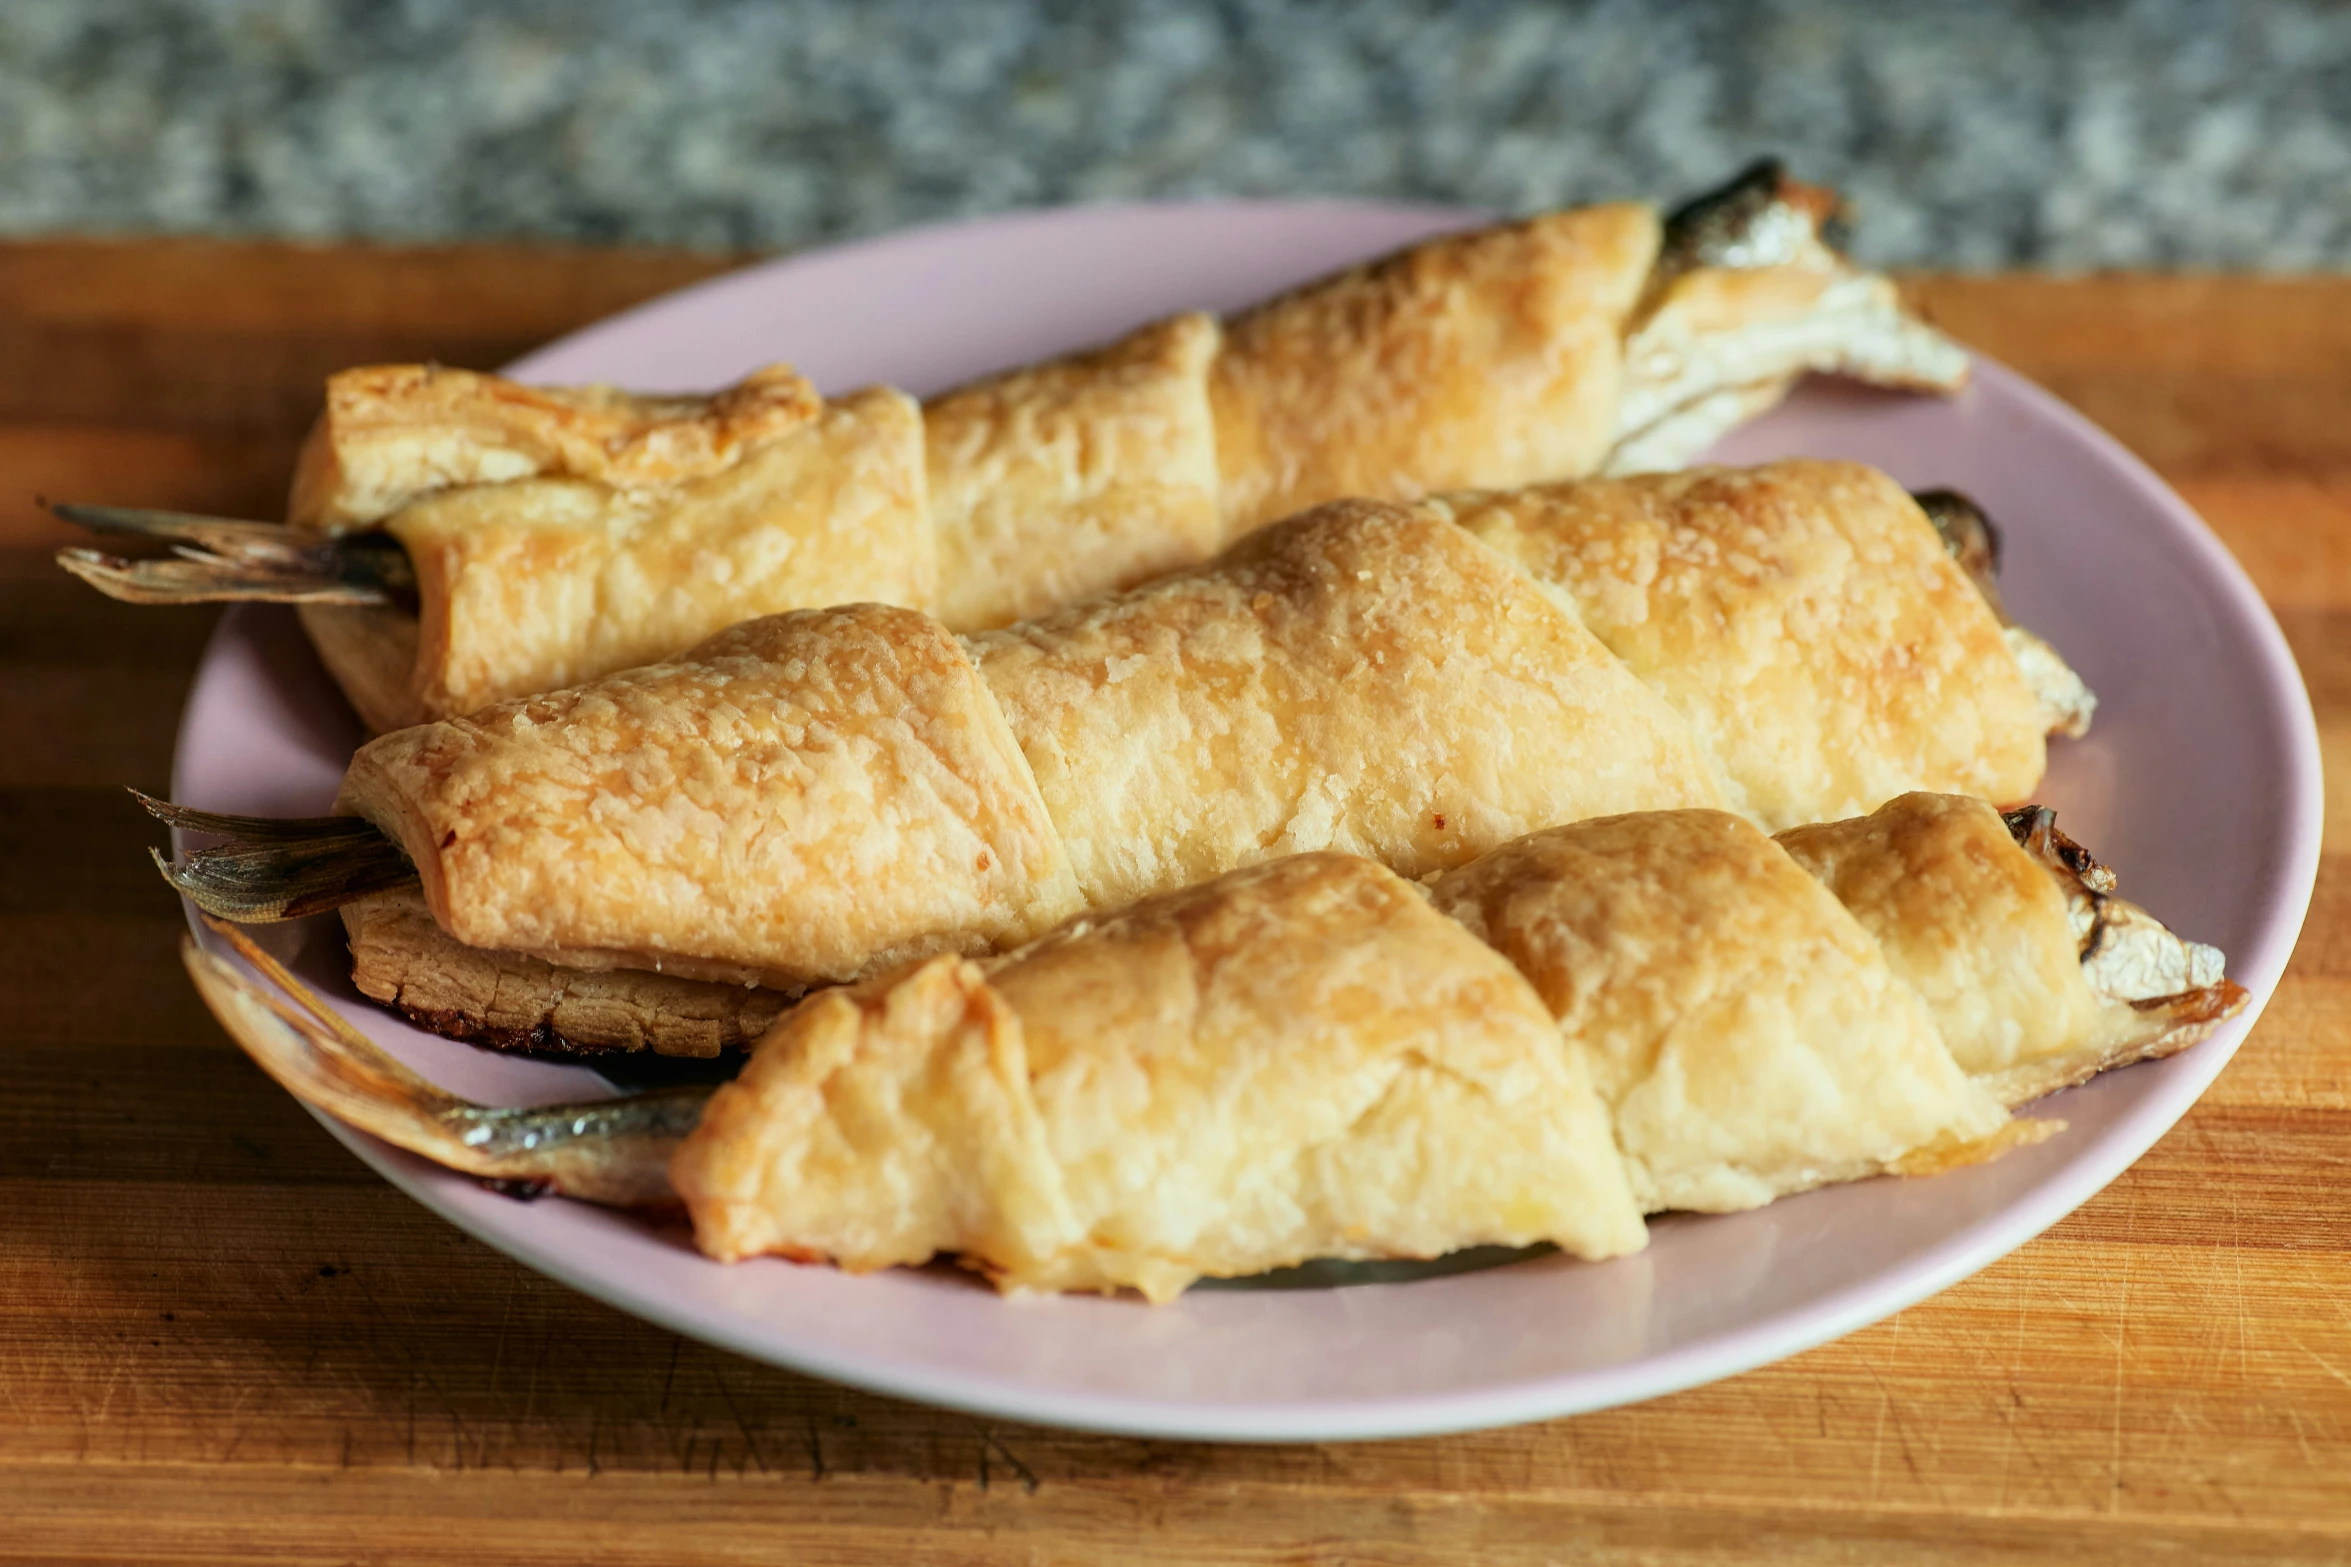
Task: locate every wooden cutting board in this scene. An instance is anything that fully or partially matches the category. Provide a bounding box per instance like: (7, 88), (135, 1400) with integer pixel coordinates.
(2, 241), (2346, 1565)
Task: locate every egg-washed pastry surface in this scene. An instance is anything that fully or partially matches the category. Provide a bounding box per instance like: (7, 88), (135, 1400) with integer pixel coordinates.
(66, 165), (1970, 731)
(338, 602), (1085, 992)
(1204, 204), (1655, 537)
(285, 362), (833, 533)
(189, 795), (2243, 1300)
(368, 387), (930, 730)
(925, 313), (1226, 632)
(969, 499), (1719, 912)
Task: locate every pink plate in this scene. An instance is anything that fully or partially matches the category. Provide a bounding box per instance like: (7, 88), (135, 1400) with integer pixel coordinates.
(175, 201), (2323, 1441)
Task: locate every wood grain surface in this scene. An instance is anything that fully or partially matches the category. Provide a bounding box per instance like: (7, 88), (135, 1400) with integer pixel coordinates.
(2, 239), (2346, 1565)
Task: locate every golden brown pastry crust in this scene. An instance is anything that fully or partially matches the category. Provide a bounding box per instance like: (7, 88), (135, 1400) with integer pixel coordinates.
(671, 853), (1646, 1299)
(343, 888), (792, 1058)
(1430, 809), (2011, 1213)
(385, 385), (931, 725)
(927, 313), (1223, 631)
(1209, 205), (1660, 538)
(1446, 460), (2048, 830)
(971, 498), (1726, 912)
(289, 363), (827, 533)
(337, 602), (1083, 991)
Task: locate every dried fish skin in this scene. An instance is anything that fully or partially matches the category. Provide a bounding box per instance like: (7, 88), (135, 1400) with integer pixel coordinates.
(1658, 158), (1849, 280)
(2002, 805), (2233, 1005)
(1913, 490), (2004, 610)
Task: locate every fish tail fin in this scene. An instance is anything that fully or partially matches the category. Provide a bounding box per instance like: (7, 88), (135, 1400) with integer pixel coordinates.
(183, 921), (700, 1207)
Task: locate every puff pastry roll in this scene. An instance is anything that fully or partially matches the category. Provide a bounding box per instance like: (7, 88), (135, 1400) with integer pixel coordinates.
(66, 165), (1969, 731)
(193, 795), (2240, 1299)
(313, 376), (932, 729)
(330, 499), (1716, 994)
(675, 853), (1648, 1299)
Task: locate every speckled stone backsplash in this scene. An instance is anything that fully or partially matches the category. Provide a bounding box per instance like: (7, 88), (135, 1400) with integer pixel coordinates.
(4, 0), (2344, 269)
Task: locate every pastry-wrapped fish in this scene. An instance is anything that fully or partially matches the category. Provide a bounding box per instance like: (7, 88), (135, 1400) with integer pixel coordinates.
(63, 163), (1968, 731)
(1442, 460), (2077, 828)
(155, 462), (2087, 1055)
(186, 797), (2240, 1300)
(194, 852), (1655, 1301)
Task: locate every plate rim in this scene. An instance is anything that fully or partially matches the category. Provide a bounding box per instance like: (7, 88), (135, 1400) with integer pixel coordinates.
(174, 198), (2325, 1442)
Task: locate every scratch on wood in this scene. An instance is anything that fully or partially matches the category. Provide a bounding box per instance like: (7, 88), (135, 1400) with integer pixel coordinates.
(658, 1336), (680, 1415)
(2296, 1337), (2351, 1396)
(978, 1429), (1039, 1494)
(713, 1372), (774, 1477)
(803, 1414), (828, 1481)
(1992, 1281), (2031, 1511)
(2108, 1184), (2140, 1516)
(1864, 1312), (1906, 1503)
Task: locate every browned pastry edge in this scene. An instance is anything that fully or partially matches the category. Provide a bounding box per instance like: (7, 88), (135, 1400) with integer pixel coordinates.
(289, 362), (826, 532)
(341, 892), (797, 1059)
(387, 995), (651, 1059)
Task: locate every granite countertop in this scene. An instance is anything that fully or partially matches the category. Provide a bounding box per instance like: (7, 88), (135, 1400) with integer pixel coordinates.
(3, 0), (2346, 268)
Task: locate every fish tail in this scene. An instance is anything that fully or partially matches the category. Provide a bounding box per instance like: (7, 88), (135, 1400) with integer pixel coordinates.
(137, 789), (421, 921)
(184, 922), (701, 1207)
(52, 502), (410, 606)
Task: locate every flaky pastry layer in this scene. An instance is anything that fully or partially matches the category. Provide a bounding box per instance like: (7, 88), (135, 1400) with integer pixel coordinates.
(338, 603), (1082, 991)
(672, 853), (1647, 1299)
